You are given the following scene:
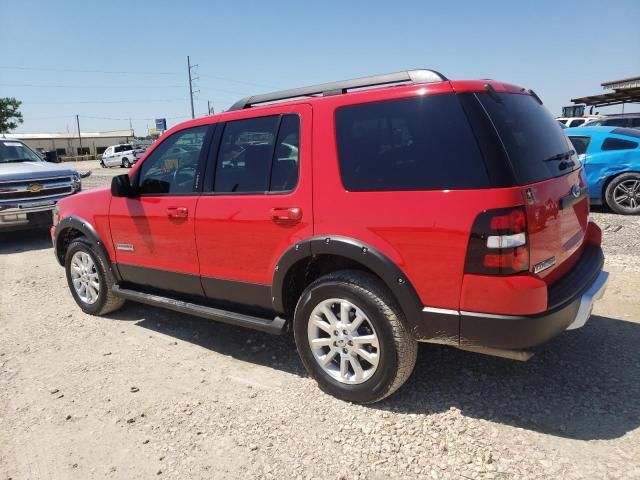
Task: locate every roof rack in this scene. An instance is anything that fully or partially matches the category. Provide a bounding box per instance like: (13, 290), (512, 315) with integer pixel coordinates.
(228, 69), (448, 111)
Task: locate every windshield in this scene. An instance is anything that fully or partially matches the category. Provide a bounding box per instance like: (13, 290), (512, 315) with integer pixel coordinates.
(477, 92), (578, 185)
(0, 140), (44, 163)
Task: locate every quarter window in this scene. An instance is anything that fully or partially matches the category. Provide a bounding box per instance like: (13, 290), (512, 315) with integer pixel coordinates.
(568, 136), (591, 156)
(601, 137), (638, 151)
(335, 95), (489, 191)
(138, 126), (208, 195)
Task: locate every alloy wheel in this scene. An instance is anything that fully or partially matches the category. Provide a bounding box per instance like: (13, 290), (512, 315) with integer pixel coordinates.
(307, 298), (380, 385)
(613, 179), (640, 210)
(70, 251), (100, 304)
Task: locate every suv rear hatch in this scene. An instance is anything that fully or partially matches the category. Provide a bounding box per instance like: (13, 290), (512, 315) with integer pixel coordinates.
(471, 88), (589, 284)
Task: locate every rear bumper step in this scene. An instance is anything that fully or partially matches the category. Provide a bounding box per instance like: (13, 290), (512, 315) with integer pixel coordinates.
(112, 285), (287, 335)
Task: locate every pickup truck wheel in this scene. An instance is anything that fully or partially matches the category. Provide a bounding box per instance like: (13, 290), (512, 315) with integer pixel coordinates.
(605, 173), (640, 215)
(122, 158), (131, 168)
(293, 270), (417, 404)
(64, 238), (125, 315)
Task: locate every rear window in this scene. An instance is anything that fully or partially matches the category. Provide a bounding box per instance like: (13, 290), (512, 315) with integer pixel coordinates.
(335, 95), (489, 191)
(611, 127), (640, 139)
(477, 92), (576, 185)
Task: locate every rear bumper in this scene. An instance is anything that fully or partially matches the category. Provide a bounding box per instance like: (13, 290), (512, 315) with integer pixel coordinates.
(458, 245), (606, 349)
(415, 245), (607, 350)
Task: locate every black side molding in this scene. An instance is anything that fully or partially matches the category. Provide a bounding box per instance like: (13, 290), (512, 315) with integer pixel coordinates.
(112, 285), (287, 335)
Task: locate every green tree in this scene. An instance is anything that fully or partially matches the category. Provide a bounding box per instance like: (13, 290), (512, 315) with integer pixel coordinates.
(0, 97), (24, 133)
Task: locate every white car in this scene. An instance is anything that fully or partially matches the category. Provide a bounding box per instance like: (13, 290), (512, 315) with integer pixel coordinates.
(101, 144), (137, 168)
(556, 117), (590, 128)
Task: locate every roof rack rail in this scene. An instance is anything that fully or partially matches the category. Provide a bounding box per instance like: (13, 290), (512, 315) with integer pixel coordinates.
(228, 69), (448, 111)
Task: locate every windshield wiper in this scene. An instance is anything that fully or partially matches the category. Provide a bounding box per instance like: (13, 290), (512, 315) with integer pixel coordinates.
(543, 150), (575, 162)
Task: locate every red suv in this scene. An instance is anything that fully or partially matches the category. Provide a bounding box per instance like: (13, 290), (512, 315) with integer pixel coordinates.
(52, 70), (608, 403)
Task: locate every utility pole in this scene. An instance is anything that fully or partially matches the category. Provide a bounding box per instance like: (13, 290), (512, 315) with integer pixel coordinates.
(75, 114), (82, 159)
(207, 100), (214, 115)
(187, 55), (197, 119)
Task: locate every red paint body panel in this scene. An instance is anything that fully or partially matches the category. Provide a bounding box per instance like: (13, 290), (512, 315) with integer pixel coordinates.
(195, 104), (313, 285)
(460, 274), (548, 315)
(56, 187), (115, 259)
(55, 75), (599, 320)
(109, 196), (201, 275)
(523, 169), (589, 285)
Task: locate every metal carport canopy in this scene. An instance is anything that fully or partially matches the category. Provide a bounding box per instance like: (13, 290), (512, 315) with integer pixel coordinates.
(572, 87), (640, 107)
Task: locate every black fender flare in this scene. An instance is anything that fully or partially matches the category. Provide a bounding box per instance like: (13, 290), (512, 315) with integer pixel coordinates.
(53, 216), (121, 281)
(271, 235), (423, 328)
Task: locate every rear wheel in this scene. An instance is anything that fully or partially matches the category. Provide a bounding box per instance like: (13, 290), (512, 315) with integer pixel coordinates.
(65, 238), (125, 315)
(293, 270), (417, 404)
(605, 173), (640, 215)
(122, 158), (131, 168)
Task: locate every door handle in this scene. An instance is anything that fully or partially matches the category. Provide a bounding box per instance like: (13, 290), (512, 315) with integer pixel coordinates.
(270, 207), (302, 223)
(167, 206), (188, 219)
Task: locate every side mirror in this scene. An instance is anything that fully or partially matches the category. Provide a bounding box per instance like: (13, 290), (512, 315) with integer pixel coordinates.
(111, 174), (135, 198)
(45, 150), (60, 163)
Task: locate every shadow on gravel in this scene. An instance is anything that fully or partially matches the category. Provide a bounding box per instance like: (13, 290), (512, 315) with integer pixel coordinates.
(0, 229), (52, 254)
(108, 302), (305, 377)
(378, 315), (640, 441)
(109, 302), (639, 441)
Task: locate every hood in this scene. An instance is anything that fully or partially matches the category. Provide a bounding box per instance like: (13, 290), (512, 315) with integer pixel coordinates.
(0, 161), (78, 182)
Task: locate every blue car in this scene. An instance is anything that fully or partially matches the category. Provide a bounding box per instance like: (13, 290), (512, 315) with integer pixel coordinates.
(565, 126), (640, 214)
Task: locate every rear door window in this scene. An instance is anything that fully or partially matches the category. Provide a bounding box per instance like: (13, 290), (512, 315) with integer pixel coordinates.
(569, 119), (586, 127)
(476, 92), (577, 185)
(214, 116), (280, 193)
(335, 95), (489, 191)
(602, 138), (639, 151)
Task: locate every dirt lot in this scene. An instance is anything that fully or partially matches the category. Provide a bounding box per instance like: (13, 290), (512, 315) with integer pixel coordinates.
(1, 161), (639, 479)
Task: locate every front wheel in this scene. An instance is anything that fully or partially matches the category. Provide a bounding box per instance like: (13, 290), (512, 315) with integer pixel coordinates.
(605, 172), (640, 215)
(65, 238), (125, 315)
(122, 158), (131, 168)
(293, 270), (417, 404)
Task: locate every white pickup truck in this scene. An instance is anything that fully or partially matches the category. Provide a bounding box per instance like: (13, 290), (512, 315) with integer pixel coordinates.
(0, 138), (87, 231)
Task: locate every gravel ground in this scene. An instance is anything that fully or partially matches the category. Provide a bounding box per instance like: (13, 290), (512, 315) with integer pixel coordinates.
(1, 162), (639, 479)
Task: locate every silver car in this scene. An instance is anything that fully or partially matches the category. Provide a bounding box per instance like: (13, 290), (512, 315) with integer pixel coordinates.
(0, 139), (83, 231)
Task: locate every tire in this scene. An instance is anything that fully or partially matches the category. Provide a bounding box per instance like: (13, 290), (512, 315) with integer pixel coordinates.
(122, 158), (131, 168)
(293, 270), (417, 404)
(64, 237), (125, 315)
(605, 172), (640, 215)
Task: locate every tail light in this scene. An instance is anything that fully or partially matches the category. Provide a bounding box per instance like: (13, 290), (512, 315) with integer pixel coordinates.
(464, 206), (529, 275)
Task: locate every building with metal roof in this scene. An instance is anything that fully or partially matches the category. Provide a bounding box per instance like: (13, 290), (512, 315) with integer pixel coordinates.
(2, 129), (134, 157)
(572, 76), (640, 109)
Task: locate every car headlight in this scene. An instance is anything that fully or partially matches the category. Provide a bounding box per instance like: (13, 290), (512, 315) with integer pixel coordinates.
(52, 205), (61, 226)
(72, 172), (81, 191)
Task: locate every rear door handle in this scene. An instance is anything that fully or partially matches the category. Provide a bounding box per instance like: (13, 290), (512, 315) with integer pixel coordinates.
(167, 206), (188, 219)
(270, 207), (302, 224)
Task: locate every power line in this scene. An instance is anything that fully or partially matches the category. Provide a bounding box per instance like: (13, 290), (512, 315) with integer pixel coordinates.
(0, 65), (280, 89)
(0, 82), (184, 89)
(23, 98), (190, 105)
(0, 65), (182, 76)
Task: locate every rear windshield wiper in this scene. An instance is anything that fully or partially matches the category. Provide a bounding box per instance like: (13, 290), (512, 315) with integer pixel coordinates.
(543, 150), (575, 162)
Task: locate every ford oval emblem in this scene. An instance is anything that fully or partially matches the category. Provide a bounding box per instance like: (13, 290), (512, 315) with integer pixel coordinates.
(571, 184), (580, 198)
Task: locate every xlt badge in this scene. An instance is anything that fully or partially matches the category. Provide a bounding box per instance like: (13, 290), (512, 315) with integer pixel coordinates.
(533, 256), (556, 274)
